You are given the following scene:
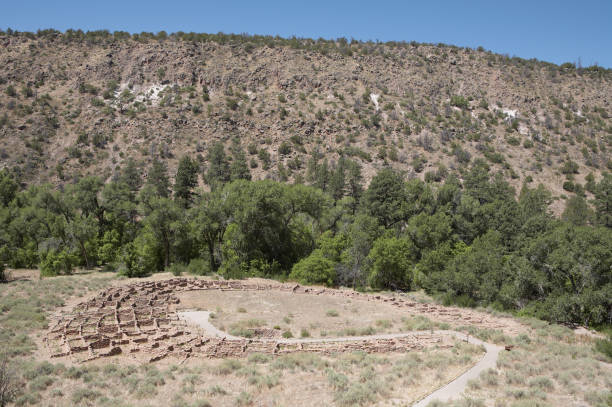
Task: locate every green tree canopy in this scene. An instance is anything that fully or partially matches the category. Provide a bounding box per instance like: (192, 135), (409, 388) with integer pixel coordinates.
(363, 168), (407, 228)
(367, 236), (417, 290)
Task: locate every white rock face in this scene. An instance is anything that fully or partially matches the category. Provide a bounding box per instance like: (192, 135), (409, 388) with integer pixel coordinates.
(370, 93), (380, 111)
(114, 83), (167, 106)
(502, 108), (518, 119)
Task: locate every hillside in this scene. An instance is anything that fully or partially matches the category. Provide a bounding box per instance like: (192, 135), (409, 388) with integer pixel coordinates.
(1, 30), (611, 212)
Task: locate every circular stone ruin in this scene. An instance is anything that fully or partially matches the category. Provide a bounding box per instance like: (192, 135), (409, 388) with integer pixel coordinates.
(44, 278), (517, 363)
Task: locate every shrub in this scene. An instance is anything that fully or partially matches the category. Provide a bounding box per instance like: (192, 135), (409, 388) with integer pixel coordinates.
(375, 319), (392, 329)
(39, 249), (77, 277)
(257, 149), (271, 170)
(289, 250), (336, 286)
(187, 258), (210, 275)
(0, 356), (17, 407)
(72, 388), (102, 404)
(235, 391), (252, 406)
(367, 237), (416, 290)
(5, 85), (16, 97)
(214, 360), (242, 375)
(278, 141), (292, 156)
(279, 107), (288, 120)
(0, 263), (6, 283)
(450, 95), (468, 109)
(506, 136), (520, 146)
(594, 335), (612, 361)
(118, 242), (150, 278)
(528, 376), (554, 390)
(91, 97), (105, 107)
(561, 160), (579, 174)
(479, 368), (498, 386)
(78, 83), (98, 95)
(226, 98), (238, 110)
(21, 86), (33, 98)
(168, 263), (186, 276)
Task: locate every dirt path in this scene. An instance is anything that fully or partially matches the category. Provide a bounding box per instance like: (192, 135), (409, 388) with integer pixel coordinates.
(178, 310), (241, 340)
(178, 311), (503, 406)
(411, 332), (503, 406)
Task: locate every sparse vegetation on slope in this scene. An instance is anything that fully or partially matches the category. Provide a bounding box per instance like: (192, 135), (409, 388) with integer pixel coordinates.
(0, 29), (610, 211)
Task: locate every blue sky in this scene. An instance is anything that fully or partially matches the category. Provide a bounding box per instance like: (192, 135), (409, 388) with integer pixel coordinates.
(2, 0), (611, 67)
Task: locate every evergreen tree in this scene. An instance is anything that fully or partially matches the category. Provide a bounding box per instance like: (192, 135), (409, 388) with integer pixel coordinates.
(329, 159), (346, 201)
(593, 173), (612, 228)
(345, 159), (363, 207)
(230, 148), (252, 181)
(147, 158), (171, 198)
(0, 168), (18, 207)
(562, 195), (591, 226)
(120, 158), (143, 193)
(190, 191), (229, 272)
(174, 156), (199, 208)
(363, 168), (407, 228)
(315, 158), (330, 192)
(140, 195), (183, 269)
(205, 142), (230, 189)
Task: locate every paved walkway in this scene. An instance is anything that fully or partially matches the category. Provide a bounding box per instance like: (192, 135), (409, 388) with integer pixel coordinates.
(178, 310), (241, 340)
(177, 311), (504, 406)
(412, 331), (503, 406)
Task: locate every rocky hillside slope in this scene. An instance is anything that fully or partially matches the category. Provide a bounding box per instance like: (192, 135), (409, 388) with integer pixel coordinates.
(1, 30), (611, 211)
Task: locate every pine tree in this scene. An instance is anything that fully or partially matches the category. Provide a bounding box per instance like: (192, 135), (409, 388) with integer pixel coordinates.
(593, 173), (612, 227)
(205, 142), (230, 189)
(174, 156), (199, 208)
(329, 159), (346, 201)
(120, 158), (142, 193)
(230, 149), (251, 181)
(345, 159), (363, 213)
(147, 158), (170, 198)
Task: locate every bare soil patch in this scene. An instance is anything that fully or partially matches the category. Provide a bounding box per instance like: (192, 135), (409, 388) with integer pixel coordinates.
(177, 289), (415, 338)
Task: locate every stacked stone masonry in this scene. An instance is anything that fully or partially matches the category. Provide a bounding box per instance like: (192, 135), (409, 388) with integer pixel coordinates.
(45, 278), (516, 363)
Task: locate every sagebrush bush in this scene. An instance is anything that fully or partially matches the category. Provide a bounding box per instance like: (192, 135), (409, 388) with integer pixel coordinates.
(594, 335), (612, 361)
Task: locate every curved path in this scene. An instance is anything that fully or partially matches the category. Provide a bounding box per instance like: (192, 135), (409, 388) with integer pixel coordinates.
(178, 310), (241, 340)
(178, 311), (504, 406)
(412, 332), (503, 407)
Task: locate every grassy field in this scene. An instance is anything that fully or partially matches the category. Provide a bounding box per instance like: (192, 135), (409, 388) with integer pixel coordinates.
(427, 319), (612, 407)
(177, 289), (450, 339)
(0, 270), (610, 406)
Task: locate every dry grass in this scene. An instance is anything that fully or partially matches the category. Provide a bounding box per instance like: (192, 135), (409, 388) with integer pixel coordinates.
(1, 272), (609, 406)
(454, 326), (612, 407)
(178, 289), (415, 338)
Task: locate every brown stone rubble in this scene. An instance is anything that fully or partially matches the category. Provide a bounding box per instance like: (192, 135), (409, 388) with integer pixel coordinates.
(44, 278), (517, 363)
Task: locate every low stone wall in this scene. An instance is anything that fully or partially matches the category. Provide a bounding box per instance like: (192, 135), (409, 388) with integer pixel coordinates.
(44, 278), (514, 363)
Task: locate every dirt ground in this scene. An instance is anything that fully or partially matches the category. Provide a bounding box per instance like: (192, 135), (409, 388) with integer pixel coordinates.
(2, 270), (610, 406)
(177, 289), (428, 338)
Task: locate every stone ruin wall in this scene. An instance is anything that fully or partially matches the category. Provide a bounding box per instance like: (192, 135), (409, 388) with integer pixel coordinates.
(44, 278), (515, 363)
